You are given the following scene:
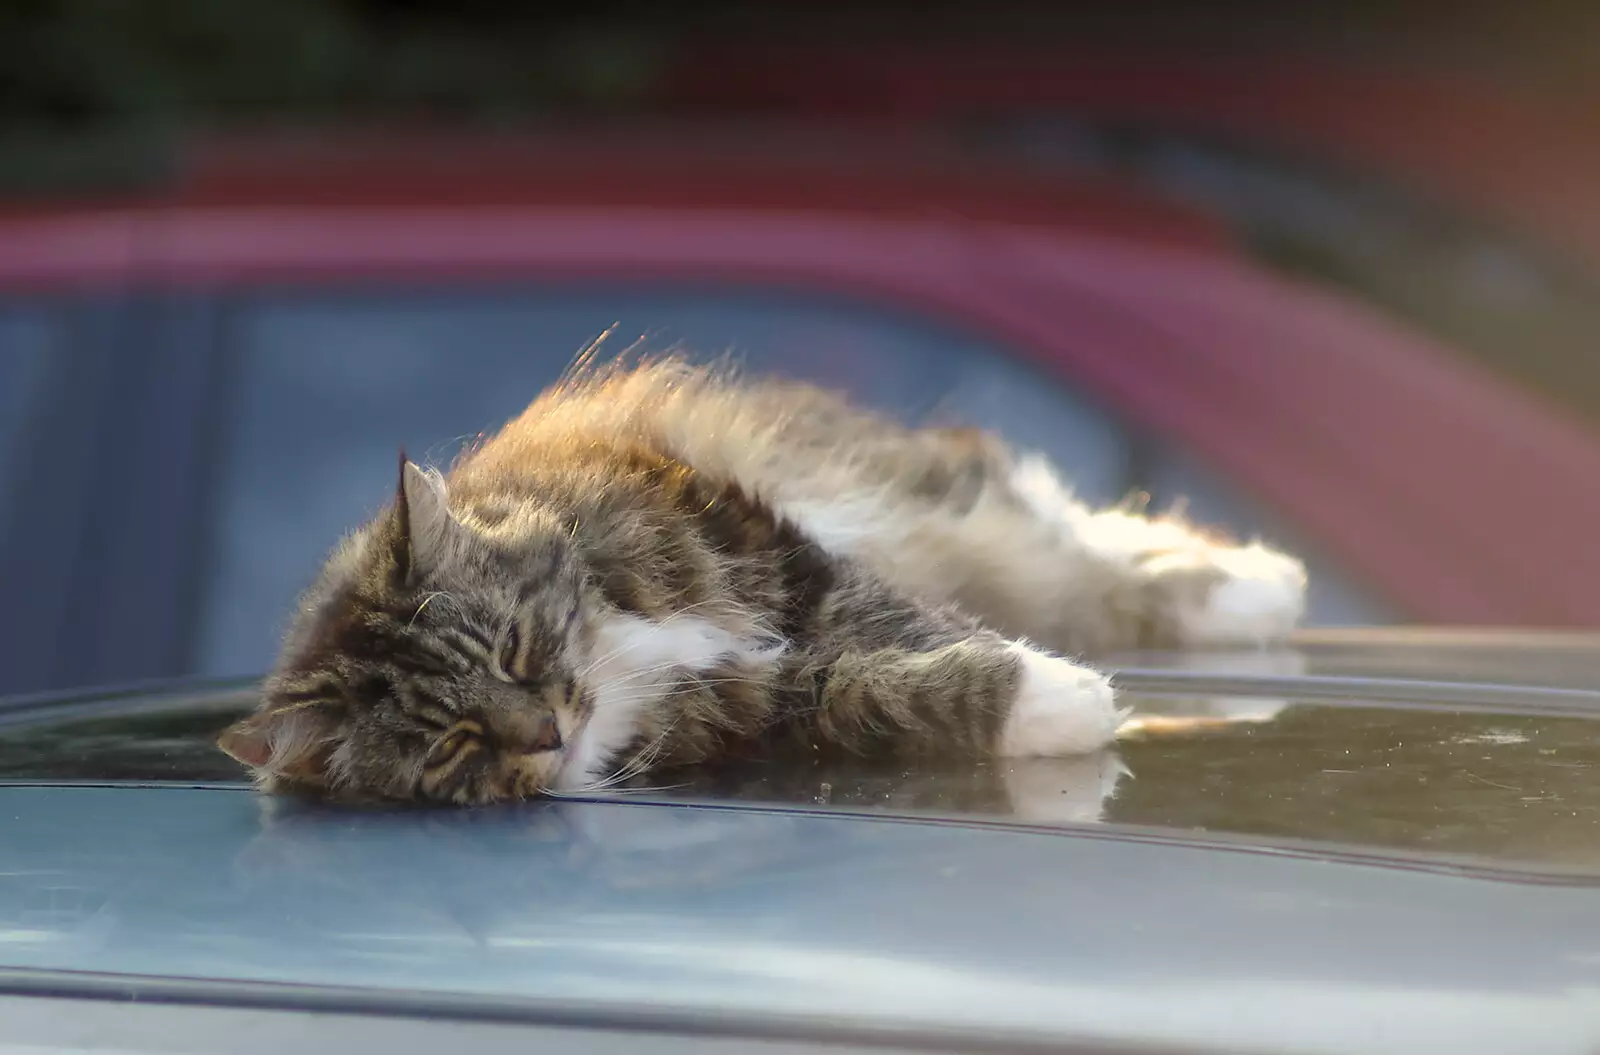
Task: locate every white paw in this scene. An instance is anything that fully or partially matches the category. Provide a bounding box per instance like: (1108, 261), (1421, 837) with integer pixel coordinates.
(1170, 543), (1306, 647)
(997, 644), (1127, 757)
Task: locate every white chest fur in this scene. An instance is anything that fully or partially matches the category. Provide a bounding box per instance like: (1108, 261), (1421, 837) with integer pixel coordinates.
(556, 612), (784, 790)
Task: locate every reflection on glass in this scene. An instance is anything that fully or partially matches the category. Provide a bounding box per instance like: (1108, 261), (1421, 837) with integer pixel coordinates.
(5, 691), (1599, 871)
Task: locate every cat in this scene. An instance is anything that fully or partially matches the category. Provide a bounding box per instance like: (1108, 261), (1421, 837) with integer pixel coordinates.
(218, 358), (1306, 805)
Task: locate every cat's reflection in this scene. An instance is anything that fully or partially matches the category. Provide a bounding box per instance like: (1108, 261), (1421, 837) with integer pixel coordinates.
(227, 681), (1299, 943)
(997, 751), (1131, 825)
(232, 745), (1133, 894)
(225, 690), (1346, 955)
(1112, 648), (1306, 733)
(636, 743), (1132, 824)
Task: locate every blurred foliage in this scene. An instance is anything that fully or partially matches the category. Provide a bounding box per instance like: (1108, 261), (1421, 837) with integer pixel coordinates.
(0, 0), (675, 193)
(0, 0), (1592, 205)
(0, 0), (677, 132)
(3, 0), (1595, 132)
(0, 0), (360, 125)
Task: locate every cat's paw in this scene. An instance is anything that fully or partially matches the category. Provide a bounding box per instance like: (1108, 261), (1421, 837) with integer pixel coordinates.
(997, 645), (1127, 757)
(1146, 542), (1306, 648)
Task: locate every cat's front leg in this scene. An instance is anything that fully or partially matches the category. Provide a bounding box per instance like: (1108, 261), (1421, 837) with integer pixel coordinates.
(993, 641), (1127, 756)
(811, 637), (1124, 758)
(803, 567), (1126, 758)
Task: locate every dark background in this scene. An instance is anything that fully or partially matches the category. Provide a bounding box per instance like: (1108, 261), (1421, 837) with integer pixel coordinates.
(3, 3), (1597, 158)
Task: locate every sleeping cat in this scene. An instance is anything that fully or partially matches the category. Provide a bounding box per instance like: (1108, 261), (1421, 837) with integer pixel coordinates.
(219, 359), (1306, 804)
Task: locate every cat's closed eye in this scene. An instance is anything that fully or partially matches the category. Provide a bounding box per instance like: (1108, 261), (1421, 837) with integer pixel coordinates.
(497, 626), (528, 683)
(409, 706), (454, 732)
(426, 721), (481, 767)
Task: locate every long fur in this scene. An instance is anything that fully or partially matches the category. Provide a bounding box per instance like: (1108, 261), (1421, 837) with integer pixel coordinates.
(217, 358), (1307, 804)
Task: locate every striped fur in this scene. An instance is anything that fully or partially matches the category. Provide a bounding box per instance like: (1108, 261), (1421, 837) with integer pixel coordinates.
(218, 359), (1306, 804)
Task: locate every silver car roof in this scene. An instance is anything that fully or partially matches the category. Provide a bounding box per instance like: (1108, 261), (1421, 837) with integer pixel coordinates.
(1, 784), (1598, 1054)
(2, 630), (1600, 1051)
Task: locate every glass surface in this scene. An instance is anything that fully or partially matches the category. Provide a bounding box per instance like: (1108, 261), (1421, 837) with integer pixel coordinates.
(652, 698), (1600, 871)
(0, 704), (247, 784)
(1107, 699), (1600, 869)
(5, 679), (1597, 871)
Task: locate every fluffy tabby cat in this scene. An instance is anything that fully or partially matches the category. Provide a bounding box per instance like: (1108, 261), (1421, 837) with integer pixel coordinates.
(219, 359), (1306, 804)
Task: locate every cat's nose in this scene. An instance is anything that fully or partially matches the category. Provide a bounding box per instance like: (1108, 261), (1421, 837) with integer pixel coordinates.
(530, 714), (563, 753)
(501, 713), (562, 754)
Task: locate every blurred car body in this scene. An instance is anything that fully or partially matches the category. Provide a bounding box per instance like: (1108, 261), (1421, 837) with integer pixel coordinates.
(4, 131), (1600, 698)
(656, 43), (1600, 425)
(660, 43), (1600, 270)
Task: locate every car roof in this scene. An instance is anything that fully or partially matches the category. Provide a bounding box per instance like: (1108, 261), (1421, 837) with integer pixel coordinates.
(1113, 625), (1600, 699)
(3, 631), (1600, 1050)
(1, 783), (1598, 1054)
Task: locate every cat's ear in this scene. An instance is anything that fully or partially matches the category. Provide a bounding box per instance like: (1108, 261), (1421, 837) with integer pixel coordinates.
(218, 703), (339, 782)
(389, 449), (454, 586)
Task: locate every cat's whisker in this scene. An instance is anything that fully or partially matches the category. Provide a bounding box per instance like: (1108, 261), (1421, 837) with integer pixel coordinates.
(596, 660), (693, 684)
(673, 674), (768, 690)
(592, 741), (667, 790)
(568, 767), (638, 795)
(585, 647), (775, 692)
(407, 591), (454, 629)
(576, 636), (678, 678)
(580, 712), (685, 793)
(575, 600), (736, 676)
(579, 751), (644, 793)
(589, 780), (691, 797)
(586, 681), (701, 706)
(579, 658), (761, 699)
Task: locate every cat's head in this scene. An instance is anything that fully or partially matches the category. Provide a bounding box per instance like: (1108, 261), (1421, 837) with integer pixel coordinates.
(218, 455), (596, 804)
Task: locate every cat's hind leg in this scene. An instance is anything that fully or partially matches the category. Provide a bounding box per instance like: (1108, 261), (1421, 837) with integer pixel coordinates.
(1007, 453), (1307, 650)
